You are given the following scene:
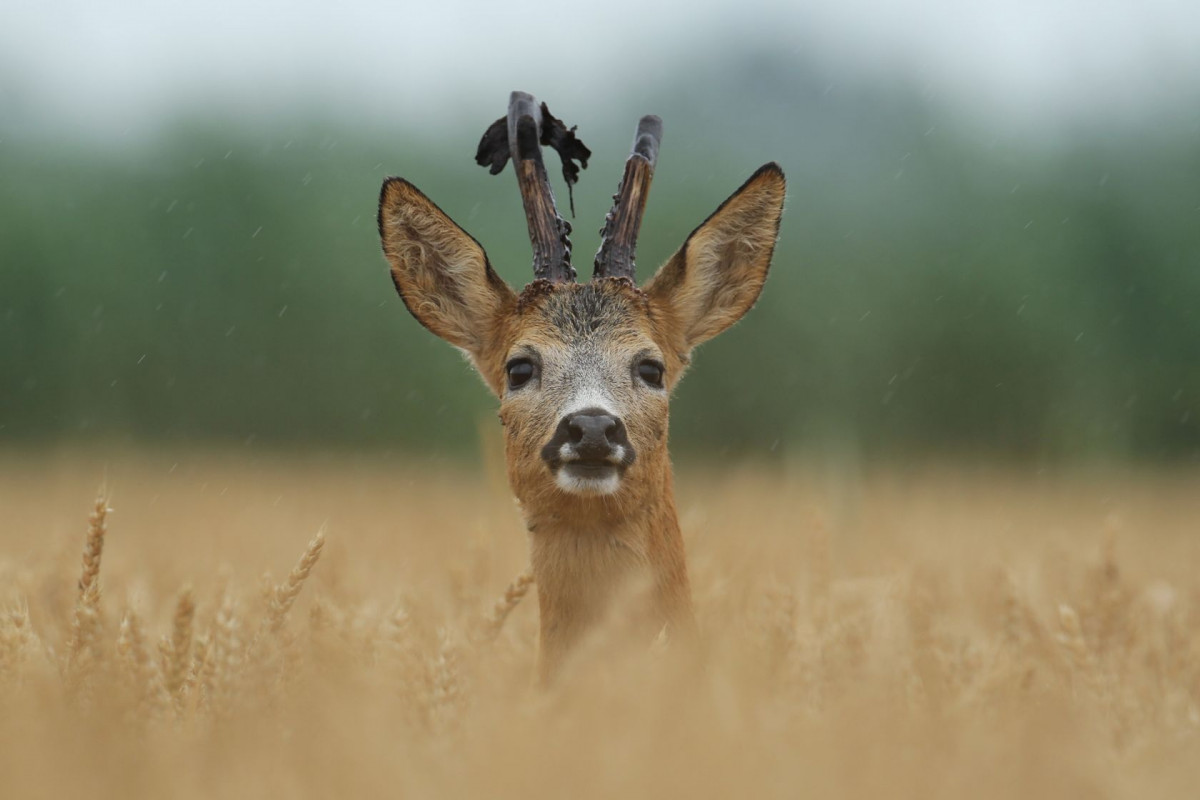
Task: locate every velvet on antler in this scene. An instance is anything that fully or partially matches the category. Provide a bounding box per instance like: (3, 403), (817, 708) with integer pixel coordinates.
(474, 92), (591, 283)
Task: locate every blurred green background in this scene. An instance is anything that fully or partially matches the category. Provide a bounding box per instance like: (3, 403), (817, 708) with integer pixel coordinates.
(2, 4), (1199, 463)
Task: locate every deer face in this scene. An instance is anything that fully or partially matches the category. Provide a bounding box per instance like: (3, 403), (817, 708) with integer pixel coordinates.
(377, 94), (785, 512)
(498, 280), (666, 498)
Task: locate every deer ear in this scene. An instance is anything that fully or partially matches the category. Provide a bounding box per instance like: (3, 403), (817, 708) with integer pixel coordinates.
(378, 178), (517, 354)
(644, 164), (785, 351)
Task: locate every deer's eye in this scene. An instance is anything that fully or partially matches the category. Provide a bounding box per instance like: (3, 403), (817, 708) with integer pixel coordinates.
(636, 360), (665, 389)
(506, 358), (538, 390)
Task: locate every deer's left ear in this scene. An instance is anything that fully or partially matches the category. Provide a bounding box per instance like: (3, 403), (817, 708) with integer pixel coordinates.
(644, 163), (785, 351)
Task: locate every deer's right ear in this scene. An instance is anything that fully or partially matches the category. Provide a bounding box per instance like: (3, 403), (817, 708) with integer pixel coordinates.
(378, 178), (517, 354)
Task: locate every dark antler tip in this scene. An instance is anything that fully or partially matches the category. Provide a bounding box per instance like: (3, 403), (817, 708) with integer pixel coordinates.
(592, 115), (664, 282)
(508, 91), (538, 115)
(496, 93), (589, 284)
(636, 115), (663, 140)
(632, 115), (663, 166)
(514, 118), (542, 162)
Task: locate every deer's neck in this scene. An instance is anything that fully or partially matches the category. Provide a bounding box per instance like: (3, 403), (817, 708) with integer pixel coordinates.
(523, 465), (694, 682)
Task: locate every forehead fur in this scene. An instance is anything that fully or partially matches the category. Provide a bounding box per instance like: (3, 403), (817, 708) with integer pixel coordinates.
(516, 278), (651, 340)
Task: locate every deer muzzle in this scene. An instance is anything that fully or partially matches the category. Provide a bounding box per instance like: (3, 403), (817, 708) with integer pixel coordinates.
(540, 407), (636, 495)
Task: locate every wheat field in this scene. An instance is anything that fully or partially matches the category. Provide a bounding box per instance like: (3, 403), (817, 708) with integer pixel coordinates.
(1, 448), (1198, 799)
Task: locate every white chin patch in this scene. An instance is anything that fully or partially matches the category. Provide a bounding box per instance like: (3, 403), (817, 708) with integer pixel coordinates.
(555, 466), (622, 496)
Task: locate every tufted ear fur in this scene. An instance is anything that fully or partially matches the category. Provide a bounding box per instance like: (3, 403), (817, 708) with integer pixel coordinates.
(644, 164), (785, 351)
(378, 178), (517, 356)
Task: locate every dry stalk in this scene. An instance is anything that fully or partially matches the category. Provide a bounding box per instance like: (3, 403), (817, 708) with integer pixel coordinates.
(907, 568), (943, 710)
(261, 530), (325, 640)
(380, 603), (416, 670)
(473, 569), (534, 646)
(1057, 603), (1102, 701)
(235, 532), (322, 710)
(78, 492), (108, 595)
(117, 608), (169, 717)
(1060, 598), (1137, 749)
(998, 570), (1028, 652)
(428, 627), (464, 734)
(2, 603), (37, 675)
(195, 628), (218, 713)
(0, 608), (23, 681)
(379, 602), (428, 710)
(382, 603), (411, 650)
(980, 570), (1047, 700)
(163, 586), (195, 712)
(1089, 533), (1130, 665)
(189, 632), (211, 708)
(65, 491), (110, 684)
(65, 581), (103, 693)
(756, 584), (799, 687)
(207, 589), (243, 717)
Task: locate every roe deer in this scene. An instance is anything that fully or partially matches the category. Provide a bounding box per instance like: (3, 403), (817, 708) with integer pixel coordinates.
(378, 92), (785, 681)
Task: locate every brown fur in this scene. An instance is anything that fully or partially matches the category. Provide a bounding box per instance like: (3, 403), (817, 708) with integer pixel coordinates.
(378, 164), (786, 681)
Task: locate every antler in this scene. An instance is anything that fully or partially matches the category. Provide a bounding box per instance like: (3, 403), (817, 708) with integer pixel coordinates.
(475, 91), (589, 284)
(593, 115), (662, 281)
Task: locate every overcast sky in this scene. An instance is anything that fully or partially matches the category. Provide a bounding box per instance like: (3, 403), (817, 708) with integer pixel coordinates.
(4, 0), (1198, 138)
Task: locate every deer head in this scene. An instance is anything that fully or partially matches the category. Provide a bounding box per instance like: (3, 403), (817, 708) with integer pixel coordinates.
(378, 92), (785, 677)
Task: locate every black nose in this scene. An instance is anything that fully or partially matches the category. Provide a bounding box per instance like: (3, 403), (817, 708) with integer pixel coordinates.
(567, 411), (618, 459)
(540, 407), (635, 468)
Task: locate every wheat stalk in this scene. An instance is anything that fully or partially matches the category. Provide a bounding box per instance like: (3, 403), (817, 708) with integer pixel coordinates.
(118, 608), (169, 717)
(163, 586), (195, 713)
(77, 491), (108, 595)
(907, 568), (943, 710)
(207, 588), (242, 717)
(473, 569), (534, 645)
(428, 627), (464, 734)
(1057, 603), (1102, 701)
(0, 608), (21, 681)
(262, 529), (325, 639)
(65, 491), (110, 686)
